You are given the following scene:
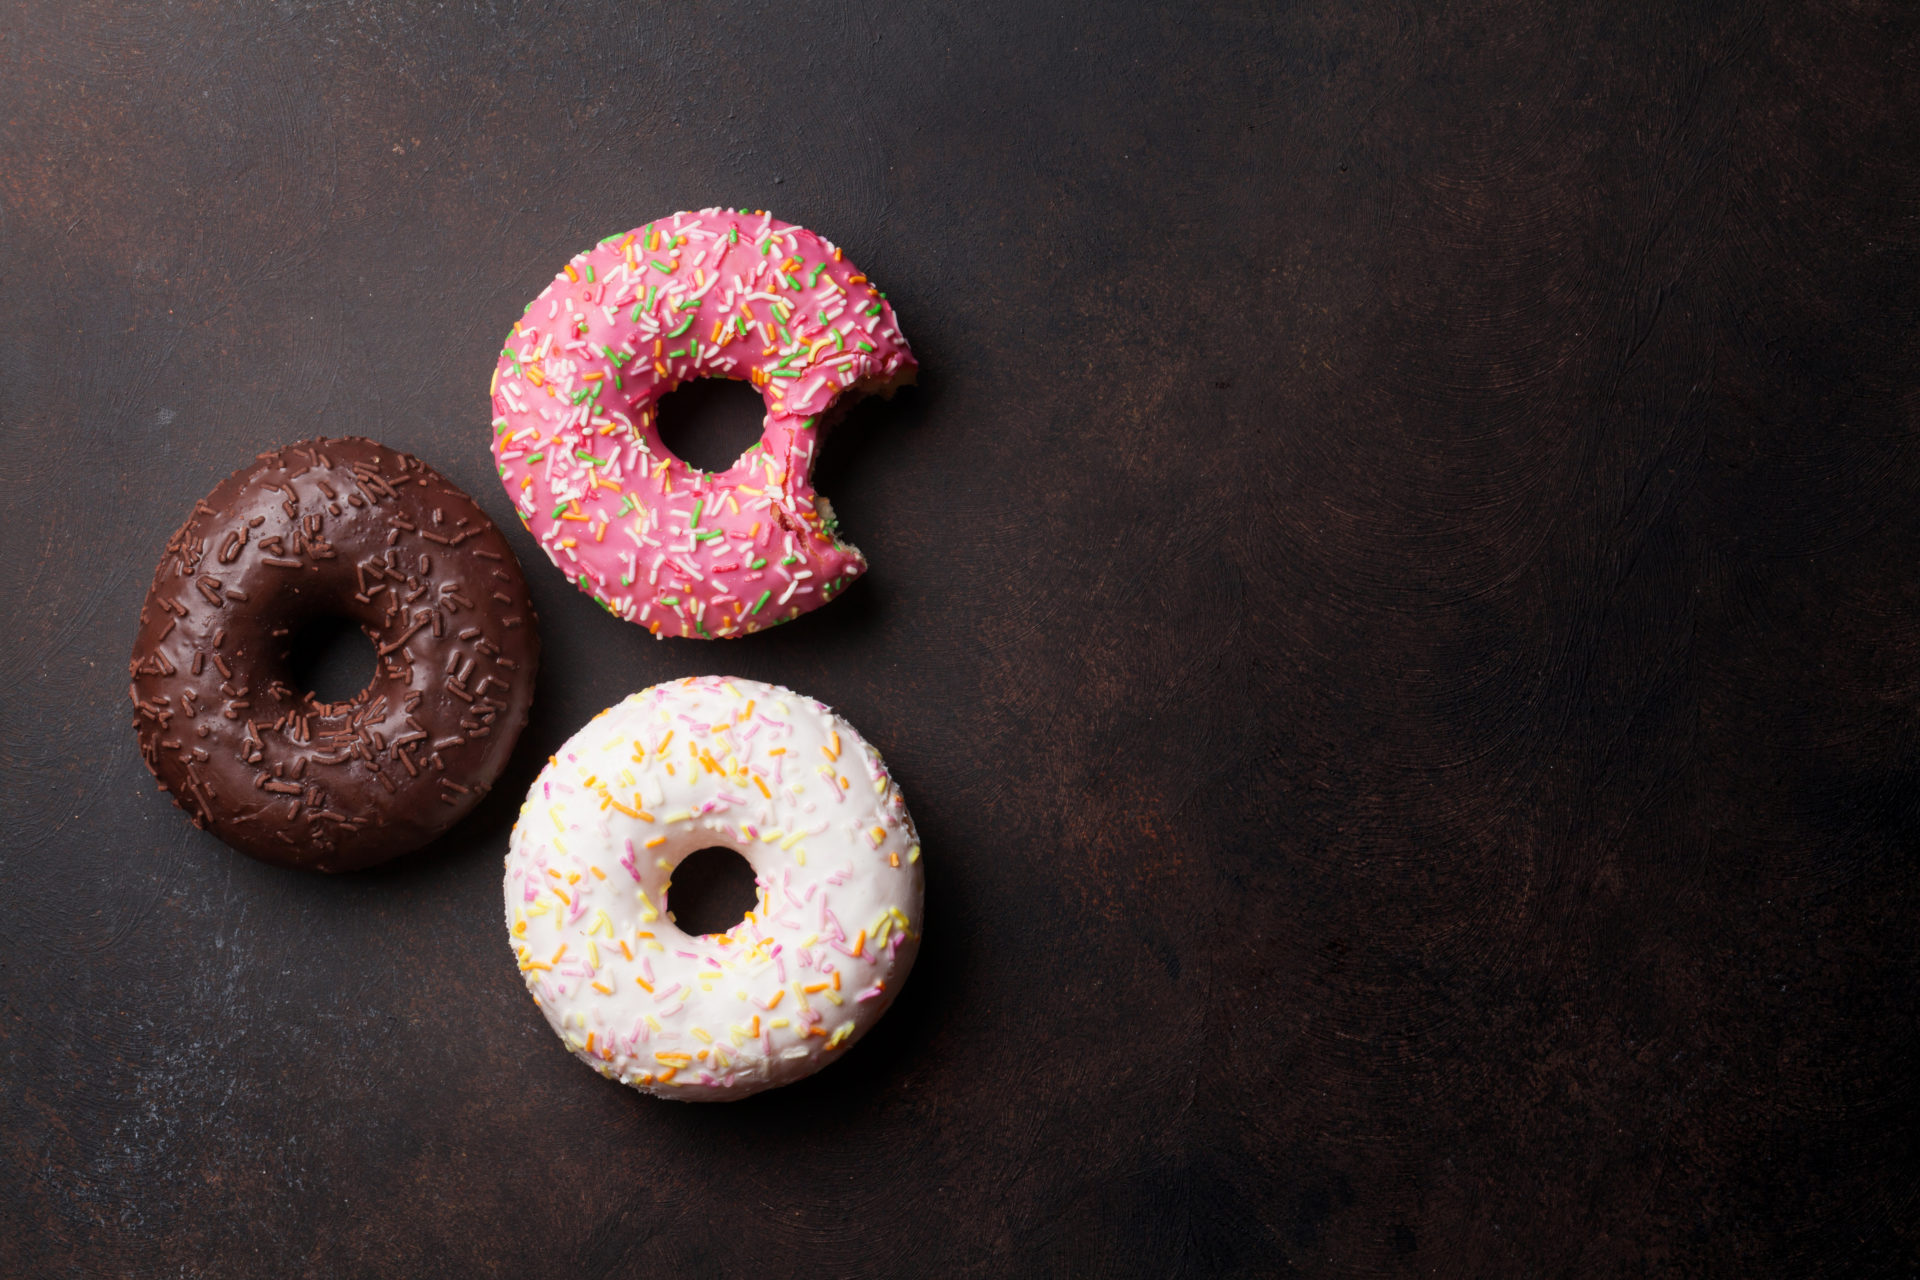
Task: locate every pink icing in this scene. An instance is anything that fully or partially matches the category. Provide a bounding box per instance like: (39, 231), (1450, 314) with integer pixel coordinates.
(489, 209), (917, 639)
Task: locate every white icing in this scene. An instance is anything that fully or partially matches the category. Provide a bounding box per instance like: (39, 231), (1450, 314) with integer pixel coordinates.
(503, 676), (923, 1100)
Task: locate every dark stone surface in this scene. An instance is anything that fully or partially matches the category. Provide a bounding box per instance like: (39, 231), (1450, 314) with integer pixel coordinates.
(1, 0), (1915, 1274)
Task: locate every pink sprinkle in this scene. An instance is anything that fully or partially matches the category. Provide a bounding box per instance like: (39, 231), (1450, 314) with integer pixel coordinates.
(655, 982), (682, 1002)
(856, 983), (884, 1002)
(620, 839), (643, 881)
(675, 950), (699, 960)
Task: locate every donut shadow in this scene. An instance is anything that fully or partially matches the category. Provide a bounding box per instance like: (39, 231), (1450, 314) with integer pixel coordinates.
(615, 797), (967, 1143)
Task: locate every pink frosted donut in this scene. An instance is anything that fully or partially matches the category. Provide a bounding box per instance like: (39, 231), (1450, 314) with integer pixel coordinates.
(489, 209), (917, 639)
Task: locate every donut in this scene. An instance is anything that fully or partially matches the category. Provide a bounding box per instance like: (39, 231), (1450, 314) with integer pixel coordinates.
(505, 676), (923, 1099)
(129, 437), (541, 872)
(489, 209), (916, 640)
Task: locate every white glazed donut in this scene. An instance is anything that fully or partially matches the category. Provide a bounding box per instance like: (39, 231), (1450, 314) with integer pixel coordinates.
(504, 675), (923, 1099)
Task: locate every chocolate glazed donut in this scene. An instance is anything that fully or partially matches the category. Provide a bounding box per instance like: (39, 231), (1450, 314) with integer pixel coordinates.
(129, 437), (540, 872)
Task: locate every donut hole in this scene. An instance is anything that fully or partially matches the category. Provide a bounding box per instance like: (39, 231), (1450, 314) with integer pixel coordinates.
(285, 614), (378, 707)
(664, 846), (760, 938)
(655, 377), (767, 474)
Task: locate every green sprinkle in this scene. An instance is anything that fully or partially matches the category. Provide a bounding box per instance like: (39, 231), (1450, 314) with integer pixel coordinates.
(808, 262), (825, 286)
(857, 340), (875, 352)
(695, 528), (723, 542)
(781, 554), (800, 566)
(551, 501), (572, 518)
(696, 620), (712, 638)
(621, 573), (633, 586)
(691, 498), (704, 527)
(667, 347), (687, 359)
(616, 495), (636, 516)
(575, 450), (607, 466)
(801, 416), (817, 429)
(661, 595), (679, 606)
(730, 226), (739, 244)
(750, 590), (770, 615)
(585, 264), (595, 283)
(651, 260), (673, 274)
(748, 557), (766, 570)
(667, 317), (694, 338)
(631, 303), (645, 322)
(527, 451), (545, 463)
(769, 369), (801, 380)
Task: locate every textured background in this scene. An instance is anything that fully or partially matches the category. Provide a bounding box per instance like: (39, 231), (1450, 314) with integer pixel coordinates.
(2, 1), (1917, 1275)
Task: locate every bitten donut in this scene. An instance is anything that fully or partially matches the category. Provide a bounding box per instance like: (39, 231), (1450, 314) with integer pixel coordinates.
(505, 676), (922, 1099)
(489, 209), (916, 640)
(130, 437), (540, 872)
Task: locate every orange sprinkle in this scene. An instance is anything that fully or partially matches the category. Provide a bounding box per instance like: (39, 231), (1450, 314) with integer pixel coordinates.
(592, 981), (613, 995)
(645, 835), (666, 848)
(565, 264), (579, 282)
(753, 775), (771, 799)
(635, 976), (654, 992)
(584, 1031), (595, 1051)
(550, 944), (568, 963)
(655, 1067), (677, 1083)
(850, 930), (865, 958)
(619, 940), (633, 960)
(762, 989), (785, 1010)
(590, 866), (606, 880)
(832, 970), (841, 991)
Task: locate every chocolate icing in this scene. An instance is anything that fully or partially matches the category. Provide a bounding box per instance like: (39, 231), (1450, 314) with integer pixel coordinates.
(129, 437), (540, 872)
